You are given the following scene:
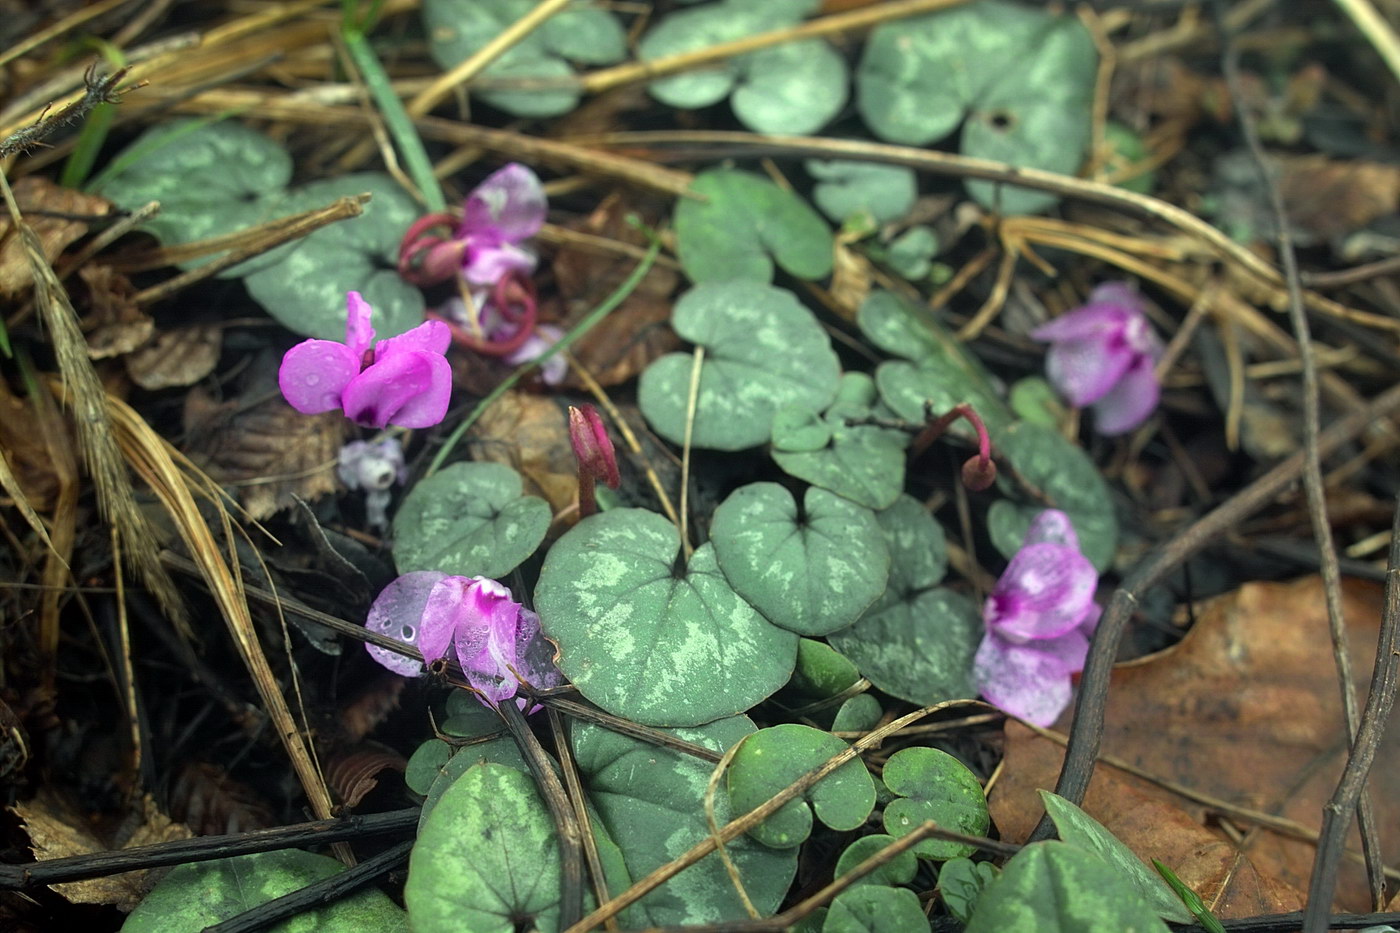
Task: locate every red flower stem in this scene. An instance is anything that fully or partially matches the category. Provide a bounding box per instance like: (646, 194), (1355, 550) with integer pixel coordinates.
(910, 403), (996, 489)
(577, 465), (598, 517)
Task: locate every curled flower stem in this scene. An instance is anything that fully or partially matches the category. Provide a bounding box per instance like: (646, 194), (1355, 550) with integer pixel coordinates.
(435, 271), (539, 356)
(910, 403), (997, 491)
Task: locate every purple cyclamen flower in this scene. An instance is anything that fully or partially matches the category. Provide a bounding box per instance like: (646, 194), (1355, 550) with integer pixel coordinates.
(398, 163), (546, 287)
(1031, 282), (1164, 436)
(364, 571), (563, 711)
(439, 294), (566, 385)
(279, 292), (451, 429)
(972, 509), (1100, 726)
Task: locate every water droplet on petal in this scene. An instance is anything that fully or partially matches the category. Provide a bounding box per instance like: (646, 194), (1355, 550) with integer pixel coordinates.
(305, 373), (320, 386)
(402, 625), (415, 640)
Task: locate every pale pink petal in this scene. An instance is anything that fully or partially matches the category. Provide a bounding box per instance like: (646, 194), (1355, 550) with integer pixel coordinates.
(973, 635), (1074, 727)
(1121, 312), (1164, 360)
(374, 318), (451, 359)
(463, 163), (547, 242)
(1043, 335), (1132, 407)
(1030, 305), (1130, 343)
(419, 576), (471, 664)
(464, 240), (537, 286)
(1021, 509), (1080, 551)
(506, 325), (566, 384)
(1027, 625), (1092, 679)
(1091, 354), (1160, 435)
(365, 571), (447, 676)
(1086, 281), (1143, 310)
(341, 351), (436, 429)
(345, 292), (376, 357)
(514, 608), (564, 692)
(985, 543), (1098, 641)
(278, 339), (361, 414)
(453, 578), (526, 704)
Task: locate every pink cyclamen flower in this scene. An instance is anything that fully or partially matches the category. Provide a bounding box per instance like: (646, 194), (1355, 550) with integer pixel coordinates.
(1031, 282), (1164, 436)
(972, 509), (1100, 726)
(279, 292), (451, 429)
(437, 291), (566, 385)
(397, 163), (546, 287)
(365, 571), (563, 711)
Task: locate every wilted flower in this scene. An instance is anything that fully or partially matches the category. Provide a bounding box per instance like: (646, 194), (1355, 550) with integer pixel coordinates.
(337, 438), (406, 529)
(1031, 282), (1163, 436)
(398, 163), (546, 288)
(972, 509), (1100, 726)
(364, 571), (563, 711)
(279, 292), (451, 429)
(569, 404), (619, 517)
(437, 289), (565, 384)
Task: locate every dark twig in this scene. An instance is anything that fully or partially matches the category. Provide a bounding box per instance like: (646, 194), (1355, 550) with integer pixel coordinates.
(1303, 496), (1400, 932)
(203, 839), (413, 933)
(499, 701), (585, 929)
(1033, 380), (1400, 840)
(0, 65), (130, 159)
(0, 809), (418, 889)
(1214, 1), (1384, 911)
(548, 708), (619, 931)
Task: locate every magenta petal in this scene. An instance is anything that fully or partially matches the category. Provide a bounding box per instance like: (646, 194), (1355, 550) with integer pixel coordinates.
(1022, 509), (1080, 551)
(1087, 281), (1143, 311)
(1091, 354), (1160, 435)
(375, 319), (451, 358)
(1030, 305), (1130, 344)
(419, 576), (471, 664)
(1043, 335), (1132, 407)
(452, 578), (525, 705)
(278, 339), (361, 414)
(986, 543), (1098, 640)
(973, 635), (1075, 727)
(464, 241), (537, 287)
(341, 352), (435, 429)
(465, 163), (547, 242)
(345, 292), (376, 357)
(364, 571), (447, 676)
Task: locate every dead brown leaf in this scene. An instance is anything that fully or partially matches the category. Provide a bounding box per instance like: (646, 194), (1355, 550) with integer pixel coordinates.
(466, 390), (576, 514)
(0, 176), (109, 298)
(550, 192), (680, 387)
(325, 741), (406, 808)
(0, 376), (63, 510)
(13, 789), (191, 911)
(183, 388), (345, 520)
(77, 265), (152, 359)
(168, 761), (275, 837)
(989, 576), (1396, 913)
(1275, 154), (1400, 242)
(125, 325), (222, 390)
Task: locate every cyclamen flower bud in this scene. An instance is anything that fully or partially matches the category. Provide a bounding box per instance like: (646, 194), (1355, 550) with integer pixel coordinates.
(568, 404), (619, 517)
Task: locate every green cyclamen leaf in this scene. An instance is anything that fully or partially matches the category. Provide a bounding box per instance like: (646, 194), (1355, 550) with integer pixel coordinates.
(727, 723), (875, 849)
(1039, 791), (1194, 923)
(674, 169), (833, 284)
(572, 716), (797, 925)
(242, 173), (425, 340)
(987, 422), (1118, 571)
(536, 508), (798, 726)
(391, 462), (551, 580)
(424, 0), (626, 118)
(122, 850), (406, 932)
(807, 159), (918, 224)
(639, 281), (841, 450)
(710, 483), (890, 636)
(833, 834), (917, 889)
(823, 885), (930, 933)
(405, 764), (562, 933)
(831, 692), (882, 734)
(964, 841), (1171, 933)
(788, 637), (861, 698)
(938, 857), (999, 924)
(881, 747), (989, 861)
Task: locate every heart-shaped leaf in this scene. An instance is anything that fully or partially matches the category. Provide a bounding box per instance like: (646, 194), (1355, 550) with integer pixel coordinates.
(938, 858), (1000, 924)
(92, 119), (294, 277)
(831, 693), (882, 733)
(987, 422), (1118, 571)
(392, 462), (551, 579)
(727, 723), (875, 849)
(242, 173), (425, 340)
(424, 0), (625, 117)
(808, 160), (918, 224)
(858, 291), (1013, 439)
(536, 508), (797, 726)
(881, 747), (989, 860)
(639, 281), (841, 450)
(823, 886), (930, 933)
(856, 2), (1095, 215)
(880, 226), (940, 280)
(710, 483), (890, 636)
(963, 841), (1171, 933)
(789, 638), (861, 698)
(572, 716), (797, 924)
(409, 693), (527, 826)
(833, 834), (917, 888)
(674, 169), (833, 284)
(772, 373), (908, 510)
(828, 496), (982, 704)
(1039, 791), (1194, 923)
(122, 850), (406, 932)
(406, 763), (562, 932)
